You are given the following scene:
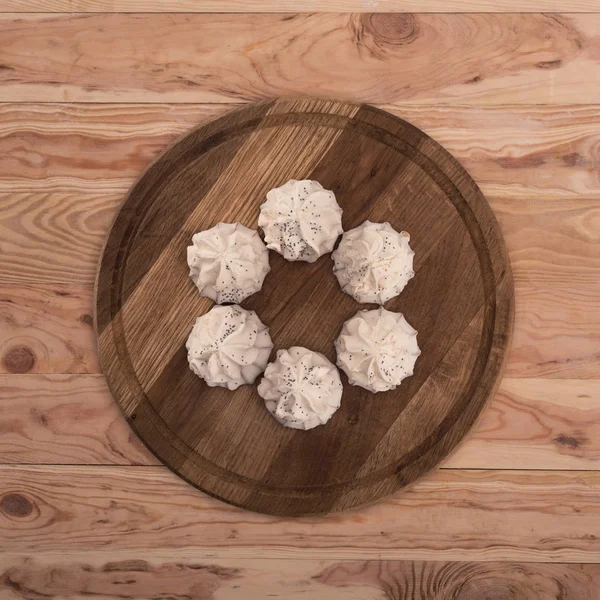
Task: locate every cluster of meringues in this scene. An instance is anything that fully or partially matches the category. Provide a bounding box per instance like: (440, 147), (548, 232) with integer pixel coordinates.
(185, 179), (421, 431)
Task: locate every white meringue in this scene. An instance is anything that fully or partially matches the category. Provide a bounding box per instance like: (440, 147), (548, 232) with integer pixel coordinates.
(258, 347), (343, 430)
(335, 308), (420, 393)
(332, 221), (415, 304)
(187, 223), (270, 304)
(259, 179), (343, 263)
(186, 305), (273, 390)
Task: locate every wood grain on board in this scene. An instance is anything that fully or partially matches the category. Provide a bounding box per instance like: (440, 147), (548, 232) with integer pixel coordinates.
(2, 0), (600, 12)
(1, 555), (599, 600)
(0, 13), (599, 104)
(1, 465), (600, 561)
(1, 375), (599, 470)
(96, 98), (513, 515)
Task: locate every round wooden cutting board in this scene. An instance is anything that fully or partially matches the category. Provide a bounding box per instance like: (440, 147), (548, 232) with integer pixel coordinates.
(96, 98), (514, 516)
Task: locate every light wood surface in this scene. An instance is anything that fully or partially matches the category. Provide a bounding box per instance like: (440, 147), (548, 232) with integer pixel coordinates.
(2, 465), (600, 561)
(0, 1), (599, 596)
(2, 0), (600, 12)
(2, 375), (599, 470)
(1, 14), (600, 105)
(2, 554), (599, 600)
(2, 103), (599, 198)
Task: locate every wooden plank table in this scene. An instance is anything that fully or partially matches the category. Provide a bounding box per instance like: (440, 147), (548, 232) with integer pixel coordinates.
(1, 3), (599, 598)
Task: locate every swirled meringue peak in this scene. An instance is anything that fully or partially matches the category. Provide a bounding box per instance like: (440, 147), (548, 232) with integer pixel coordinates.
(332, 221), (415, 304)
(186, 305), (273, 390)
(335, 308), (420, 393)
(187, 223), (270, 304)
(258, 179), (343, 262)
(258, 347), (343, 430)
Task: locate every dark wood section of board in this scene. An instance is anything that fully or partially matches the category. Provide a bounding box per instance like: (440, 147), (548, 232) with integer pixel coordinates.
(95, 98), (514, 516)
